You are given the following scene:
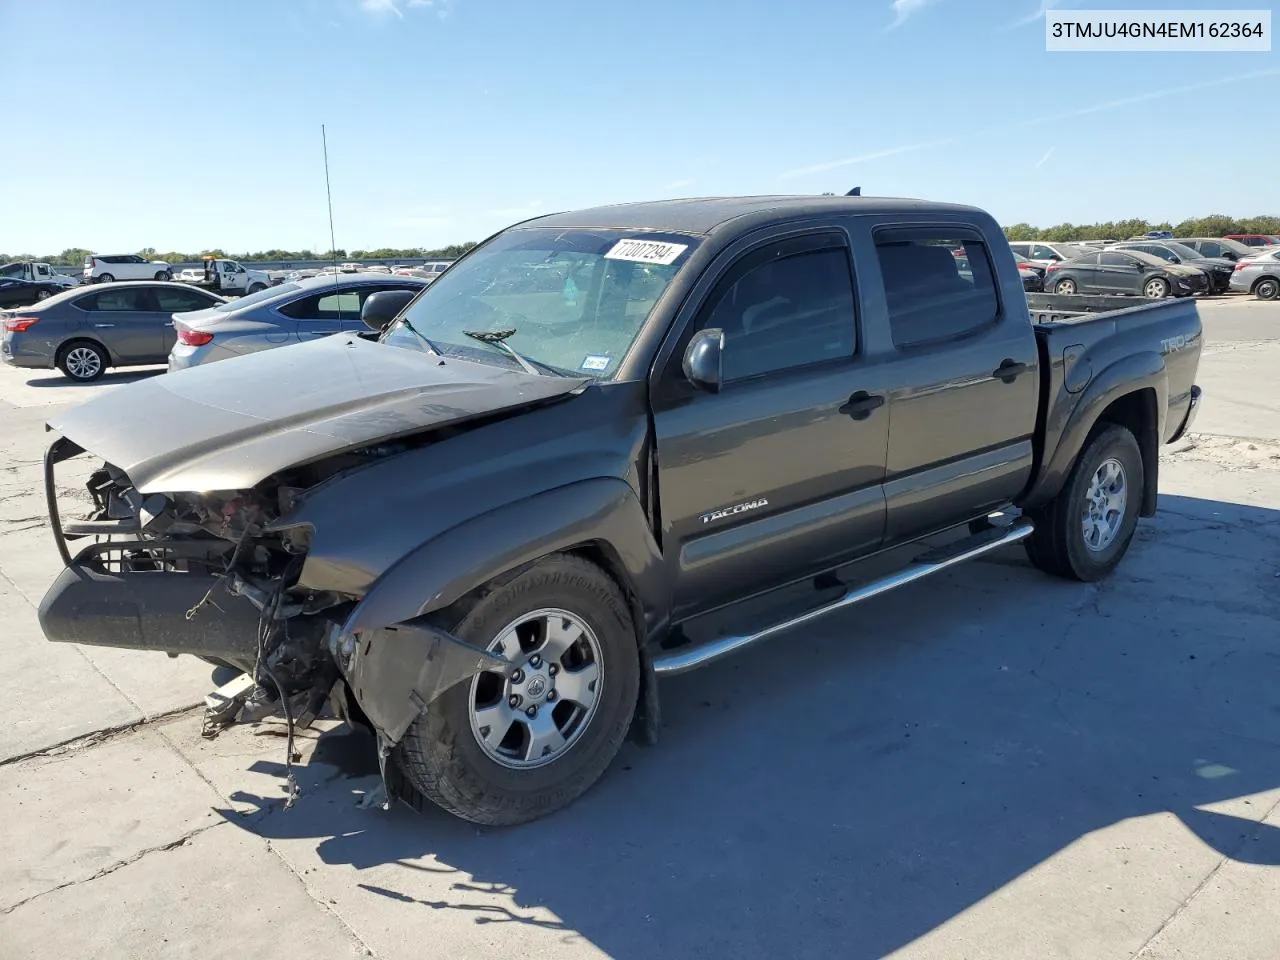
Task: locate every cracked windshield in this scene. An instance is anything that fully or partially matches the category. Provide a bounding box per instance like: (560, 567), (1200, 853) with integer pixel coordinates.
(381, 229), (697, 377)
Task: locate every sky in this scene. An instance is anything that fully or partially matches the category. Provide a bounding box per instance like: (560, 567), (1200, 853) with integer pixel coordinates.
(1, 0), (1276, 255)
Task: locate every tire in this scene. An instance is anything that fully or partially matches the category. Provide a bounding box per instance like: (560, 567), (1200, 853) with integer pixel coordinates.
(35, 289), (52, 300)
(394, 554), (640, 827)
(1143, 277), (1170, 298)
(97, 273), (115, 283)
(1024, 424), (1144, 582)
(155, 270), (172, 281)
(1054, 278), (1077, 295)
(57, 340), (109, 382)
(1254, 277), (1280, 301)
(247, 283), (266, 294)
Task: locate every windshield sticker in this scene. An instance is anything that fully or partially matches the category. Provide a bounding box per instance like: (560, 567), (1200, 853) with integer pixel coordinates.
(604, 238), (688, 266)
(581, 355), (611, 371)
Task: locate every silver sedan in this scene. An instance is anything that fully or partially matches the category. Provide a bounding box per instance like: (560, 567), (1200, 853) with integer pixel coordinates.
(168, 273), (428, 371)
(1227, 249), (1280, 300)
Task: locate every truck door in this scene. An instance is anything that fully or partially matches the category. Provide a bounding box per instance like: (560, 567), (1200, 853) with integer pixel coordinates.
(218, 261), (241, 293)
(867, 223), (1038, 544)
(651, 228), (891, 620)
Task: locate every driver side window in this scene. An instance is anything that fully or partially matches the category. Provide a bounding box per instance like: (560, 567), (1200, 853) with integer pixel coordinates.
(696, 238), (857, 382)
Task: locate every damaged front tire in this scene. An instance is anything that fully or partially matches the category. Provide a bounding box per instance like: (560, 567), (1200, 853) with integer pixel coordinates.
(393, 554), (639, 826)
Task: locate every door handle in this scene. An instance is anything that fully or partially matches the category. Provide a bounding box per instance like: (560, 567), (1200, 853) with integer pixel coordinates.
(994, 359), (1029, 383)
(838, 391), (885, 420)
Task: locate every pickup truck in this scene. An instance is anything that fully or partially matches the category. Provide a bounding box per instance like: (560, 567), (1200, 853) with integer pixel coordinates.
(0, 262), (79, 306)
(178, 258), (272, 296)
(35, 196), (1203, 827)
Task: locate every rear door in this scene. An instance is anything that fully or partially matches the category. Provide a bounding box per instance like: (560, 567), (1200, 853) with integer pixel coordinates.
(148, 285), (224, 353)
(72, 287), (159, 360)
(1098, 251), (1144, 293)
(866, 221), (1039, 543)
(651, 226), (891, 618)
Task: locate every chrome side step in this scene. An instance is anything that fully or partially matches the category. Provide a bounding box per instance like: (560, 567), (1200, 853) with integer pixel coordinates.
(652, 519), (1034, 677)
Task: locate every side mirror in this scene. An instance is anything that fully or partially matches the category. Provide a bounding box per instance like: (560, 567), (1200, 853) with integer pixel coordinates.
(683, 328), (724, 392)
(361, 289), (416, 331)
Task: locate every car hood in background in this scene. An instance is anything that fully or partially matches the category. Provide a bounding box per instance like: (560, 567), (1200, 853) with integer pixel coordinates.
(48, 334), (589, 494)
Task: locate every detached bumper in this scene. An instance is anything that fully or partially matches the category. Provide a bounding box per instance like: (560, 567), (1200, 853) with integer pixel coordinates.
(39, 561), (263, 659)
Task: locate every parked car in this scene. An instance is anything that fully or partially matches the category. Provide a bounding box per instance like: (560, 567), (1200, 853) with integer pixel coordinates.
(83, 253), (173, 283)
(1, 281), (226, 381)
(1228, 249), (1280, 300)
(1012, 252), (1046, 279)
(1174, 236), (1259, 262)
(167, 272), (428, 370)
(1224, 234), (1280, 248)
(399, 259), (453, 281)
(1006, 241), (1095, 269)
(36, 195), (1202, 827)
(1110, 241), (1235, 293)
(1044, 248), (1209, 298)
(0, 262), (80, 307)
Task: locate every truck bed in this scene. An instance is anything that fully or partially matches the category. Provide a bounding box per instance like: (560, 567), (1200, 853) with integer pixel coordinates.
(1026, 292), (1162, 323)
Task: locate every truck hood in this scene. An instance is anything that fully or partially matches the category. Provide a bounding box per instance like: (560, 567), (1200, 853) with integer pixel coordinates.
(48, 334), (589, 494)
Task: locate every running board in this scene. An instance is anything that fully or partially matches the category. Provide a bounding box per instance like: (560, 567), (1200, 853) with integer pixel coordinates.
(652, 519), (1034, 677)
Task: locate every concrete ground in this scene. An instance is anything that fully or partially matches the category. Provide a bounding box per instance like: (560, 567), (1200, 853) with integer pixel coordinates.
(1, 296), (1278, 959)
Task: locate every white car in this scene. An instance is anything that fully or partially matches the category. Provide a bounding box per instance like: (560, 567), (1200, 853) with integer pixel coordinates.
(84, 253), (173, 283)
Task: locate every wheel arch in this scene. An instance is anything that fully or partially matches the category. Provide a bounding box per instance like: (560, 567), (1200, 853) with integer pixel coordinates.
(1021, 353), (1165, 517)
(334, 479), (667, 746)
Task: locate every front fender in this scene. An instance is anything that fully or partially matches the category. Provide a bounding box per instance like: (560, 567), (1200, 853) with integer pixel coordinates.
(1022, 350), (1167, 512)
(337, 478), (667, 742)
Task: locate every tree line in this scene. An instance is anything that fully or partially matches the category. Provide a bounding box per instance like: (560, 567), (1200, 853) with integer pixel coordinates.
(6, 214), (1279, 265)
(1003, 214), (1280, 242)
(0, 243), (479, 266)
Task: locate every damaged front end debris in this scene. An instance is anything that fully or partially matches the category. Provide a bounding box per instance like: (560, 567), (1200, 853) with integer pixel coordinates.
(38, 435), (508, 812)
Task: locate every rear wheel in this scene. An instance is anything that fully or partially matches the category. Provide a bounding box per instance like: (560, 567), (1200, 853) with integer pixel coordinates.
(1254, 277), (1279, 301)
(1054, 278), (1077, 295)
(1143, 277), (1170, 298)
(35, 288), (52, 300)
(1024, 424), (1143, 582)
(57, 340), (109, 382)
(393, 554), (640, 826)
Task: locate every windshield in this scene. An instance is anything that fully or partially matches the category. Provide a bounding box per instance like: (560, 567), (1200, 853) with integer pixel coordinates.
(1162, 242), (1205, 260)
(215, 281), (299, 311)
(381, 227), (698, 378)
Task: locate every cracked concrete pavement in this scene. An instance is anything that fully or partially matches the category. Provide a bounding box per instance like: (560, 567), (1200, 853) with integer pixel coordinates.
(0, 296), (1277, 959)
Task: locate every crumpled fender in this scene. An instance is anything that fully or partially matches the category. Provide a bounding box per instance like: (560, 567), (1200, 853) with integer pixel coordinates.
(1022, 350), (1167, 515)
(337, 477), (667, 743)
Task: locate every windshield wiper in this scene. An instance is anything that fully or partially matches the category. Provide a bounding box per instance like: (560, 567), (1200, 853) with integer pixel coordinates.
(391, 315), (442, 355)
(461, 328), (544, 376)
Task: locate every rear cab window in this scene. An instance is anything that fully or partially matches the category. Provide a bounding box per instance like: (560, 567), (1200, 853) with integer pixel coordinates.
(872, 227), (1000, 348)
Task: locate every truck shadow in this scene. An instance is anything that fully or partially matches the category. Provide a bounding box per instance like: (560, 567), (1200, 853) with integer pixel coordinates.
(218, 492), (1280, 958)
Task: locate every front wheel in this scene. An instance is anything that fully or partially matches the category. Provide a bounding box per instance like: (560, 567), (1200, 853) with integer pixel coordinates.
(155, 270), (172, 281)
(247, 283), (266, 294)
(1024, 424), (1143, 582)
(1254, 277), (1279, 301)
(1143, 277), (1170, 298)
(393, 554), (640, 826)
(97, 273), (115, 283)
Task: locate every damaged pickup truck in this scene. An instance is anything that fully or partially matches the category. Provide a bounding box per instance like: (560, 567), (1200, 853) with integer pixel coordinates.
(38, 196), (1203, 826)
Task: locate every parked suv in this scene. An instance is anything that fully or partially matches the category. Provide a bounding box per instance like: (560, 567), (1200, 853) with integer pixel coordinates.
(84, 253), (174, 283)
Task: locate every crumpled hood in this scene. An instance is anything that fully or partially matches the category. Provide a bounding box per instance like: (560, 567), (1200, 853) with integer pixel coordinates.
(48, 334), (588, 493)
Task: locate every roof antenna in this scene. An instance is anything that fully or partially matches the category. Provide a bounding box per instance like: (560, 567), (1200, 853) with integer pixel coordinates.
(321, 124), (343, 316)
(846, 187), (861, 196)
